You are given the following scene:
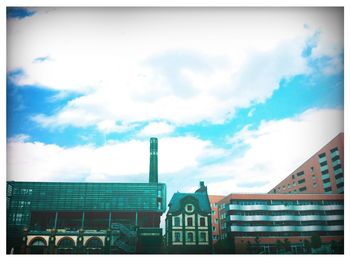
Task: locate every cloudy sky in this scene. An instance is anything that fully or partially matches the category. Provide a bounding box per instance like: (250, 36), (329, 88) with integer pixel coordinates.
(7, 7), (344, 200)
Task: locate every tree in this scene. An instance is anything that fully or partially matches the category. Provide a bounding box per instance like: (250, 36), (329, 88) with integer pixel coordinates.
(303, 239), (311, 254)
(311, 233), (322, 249)
(254, 236), (261, 253)
(283, 238), (291, 253)
(276, 239), (284, 254)
(246, 241), (252, 254)
(213, 237), (235, 254)
(330, 240), (337, 254)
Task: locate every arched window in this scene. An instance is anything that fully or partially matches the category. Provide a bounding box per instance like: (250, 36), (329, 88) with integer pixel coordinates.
(174, 217), (181, 227)
(187, 232), (194, 242)
(57, 237), (75, 254)
(187, 217), (193, 226)
(199, 232), (207, 242)
(31, 238), (46, 246)
(174, 232), (181, 242)
(30, 238), (47, 254)
(185, 204), (195, 213)
(200, 217), (206, 226)
(85, 237), (104, 254)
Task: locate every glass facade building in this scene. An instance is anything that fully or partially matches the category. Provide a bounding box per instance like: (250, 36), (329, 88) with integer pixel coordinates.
(7, 181), (166, 254)
(7, 137), (166, 254)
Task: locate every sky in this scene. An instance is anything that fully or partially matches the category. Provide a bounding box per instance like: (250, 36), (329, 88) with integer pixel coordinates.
(6, 7), (344, 203)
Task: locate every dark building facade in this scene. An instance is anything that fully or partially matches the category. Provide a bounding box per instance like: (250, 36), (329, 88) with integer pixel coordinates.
(7, 138), (166, 254)
(165, 182), (213, 253)
(269, 133), (344, 194)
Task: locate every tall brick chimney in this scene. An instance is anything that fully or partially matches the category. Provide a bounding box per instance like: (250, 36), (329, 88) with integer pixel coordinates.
(149, 137), (158, 183)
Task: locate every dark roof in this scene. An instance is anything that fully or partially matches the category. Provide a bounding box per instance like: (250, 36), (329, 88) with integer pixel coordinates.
(168, 191), (211, 213)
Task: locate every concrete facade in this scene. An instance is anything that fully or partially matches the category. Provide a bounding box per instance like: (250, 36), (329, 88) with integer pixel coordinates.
(208, 195), (224, 244)
(217, 193), (344, 254)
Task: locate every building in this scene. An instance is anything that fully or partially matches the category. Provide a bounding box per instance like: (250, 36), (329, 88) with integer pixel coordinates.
(208, 195), (224, 244)
(269, 133), (344, 194)
(217, 193), (344, 254)
(165, 182), (213, 253)
(7, 137), (166, 254)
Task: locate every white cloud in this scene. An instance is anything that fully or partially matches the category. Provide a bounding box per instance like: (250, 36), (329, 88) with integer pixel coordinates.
(7, 8), (343, 131)
(204, 108), (344, 194)
(8, 134), (31, 143)
(6, 135), (223, 182)
(138, 122), (175, 137)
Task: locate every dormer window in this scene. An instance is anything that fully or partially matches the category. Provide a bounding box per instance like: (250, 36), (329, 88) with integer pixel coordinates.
(185, 204), (194, 213)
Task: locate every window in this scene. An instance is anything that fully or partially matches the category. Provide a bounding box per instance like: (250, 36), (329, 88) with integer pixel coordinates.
(330, 147), (338, 153)
(212, 210), (215, 215)
(174, 232), (181, 242)
(185, 204), (194, 213)
(332, 155), (340, 161)
(292, 174), (295, 179)
(200, 217), (206, 226)
(31, 239), (46, 246)
(333, 164), (342, 171)
(310, 166), (315, 174)
(318, 152), (326, 158)
(321, 169), (329, 175)
(299, 187), (307, 192)
(336, 182), (344, 189)
(298, 179), (305, 184)
(187, 217), (193, 226)
(319, 160), (328, 167)
(187, 232), (194, 242)
(335, 172), (343, 180)
(58, 238), (75, 249)
(324, 187), (332, 192)
(199, 232), (207, 242)
(297, 171), (304, 177)
(213, 226), (216, 232)
(214, 203), (218, 208)
(215, 218), (219, 224)
(174, 217), (181, 227)
(323, 178), (330, 183)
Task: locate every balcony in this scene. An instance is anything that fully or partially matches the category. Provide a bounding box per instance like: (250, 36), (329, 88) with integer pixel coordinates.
(229, 214), (344, 222)
(229, 225), (344, 233)
(228, 204), (343, 212)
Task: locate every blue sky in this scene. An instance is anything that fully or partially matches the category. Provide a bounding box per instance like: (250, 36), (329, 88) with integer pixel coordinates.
(7, 7), (344, 199)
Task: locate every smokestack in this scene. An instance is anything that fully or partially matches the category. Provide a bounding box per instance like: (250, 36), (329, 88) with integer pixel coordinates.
(149, 137), (158, 183)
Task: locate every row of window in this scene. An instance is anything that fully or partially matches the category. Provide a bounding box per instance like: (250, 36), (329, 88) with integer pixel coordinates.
(229, 200), (343, 206)
(173, 231), (207, 243)
(173, 216), (206, 227)
(229, 209), (343, 216)
(230, 220), (343, 226)
(331, 148), (343, 194)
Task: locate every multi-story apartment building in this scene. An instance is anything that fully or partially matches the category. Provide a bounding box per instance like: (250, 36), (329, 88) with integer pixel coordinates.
(269, 133), (344, 194)
(217, 193), (344, 254)
(7, 138), (166, 254)
(165, 182), (213, 253)
(209, 195), (224, 244)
